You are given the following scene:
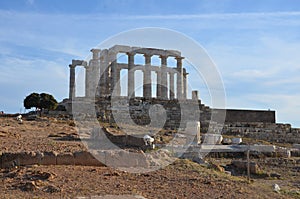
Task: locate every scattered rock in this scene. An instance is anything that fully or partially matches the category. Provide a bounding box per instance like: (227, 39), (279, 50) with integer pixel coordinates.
(222, 138), (232, 145)
(103, 171), (121, 176)
(225, 171), (232, 175)
(29, 171), (56, 181)
(210, 163), (225, 173)
(42, 185), (61, 193)
(231, 138), (243, 145)
(20, 181), (38, 192)
(270, 173), (281, 179)
(231, 160), (260, 174)
(273, 184), (280, 193)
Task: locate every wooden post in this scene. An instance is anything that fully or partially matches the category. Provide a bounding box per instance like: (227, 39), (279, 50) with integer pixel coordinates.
(247, 145), (250, 182)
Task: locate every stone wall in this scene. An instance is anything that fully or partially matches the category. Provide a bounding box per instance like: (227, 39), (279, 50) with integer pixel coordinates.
(213, 109), (275, 123)
(222, 122), (300, 143)
(0, 150), (148, 169)
(63, 97), (277, 131)
(95, 97), (201, 129)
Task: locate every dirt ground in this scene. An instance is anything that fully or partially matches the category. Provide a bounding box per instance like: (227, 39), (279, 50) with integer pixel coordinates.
(0, 117), (299, 198)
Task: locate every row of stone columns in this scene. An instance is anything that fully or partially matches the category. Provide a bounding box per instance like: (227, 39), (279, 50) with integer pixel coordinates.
(69, 49), (188, 100)
(123, 52), (187, 100)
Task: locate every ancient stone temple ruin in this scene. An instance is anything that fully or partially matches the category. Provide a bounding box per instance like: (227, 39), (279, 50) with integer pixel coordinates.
(68, 45), (190, 100)
(63, 45), (300, 144)
(66, 45), (204, 130)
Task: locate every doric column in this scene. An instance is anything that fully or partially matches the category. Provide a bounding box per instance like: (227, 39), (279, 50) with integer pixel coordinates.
(160, 55), (168, 99)
(175, 56), (184, 99)
(89, 49), (101, 98)
(108, 51), (118, 96)
(69, 64), (76, 100)
(183, 68), (188, 99)
(100, 49), (109, 97)
(85, 65), (92, 98)
(156, 70), (161, 98)
(114, 67), (121, 96)
(127, 52), (135, 97)
(192, 90), (199, 100)
(143, 54), (152, 98)
(169, 72), (175, 100)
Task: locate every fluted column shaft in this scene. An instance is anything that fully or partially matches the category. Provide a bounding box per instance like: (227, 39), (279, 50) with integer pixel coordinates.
(156, 70), (161, 98)
(183, 69), (188, 99)
(127, 53), (135, 97)
(160, 55), (168, 99)
(108, 51), (119, 96)
(143, 54), (152, 98)
(176, 57), (184, 99)
(69, 65), (76, 100)
(169, 72), (175, 99)
(85, 66), (92, 97)
(89, 49), (101, 98)
(100, 50), (109, 96)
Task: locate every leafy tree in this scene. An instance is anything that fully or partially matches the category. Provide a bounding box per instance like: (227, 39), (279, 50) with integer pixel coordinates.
(24, 92), (40, 110)
(24, 92), (58, 111)
(40, 93), (58, 110)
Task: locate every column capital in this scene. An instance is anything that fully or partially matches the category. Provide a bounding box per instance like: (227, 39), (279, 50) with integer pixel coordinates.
(160, 55), (167, 68)
(144, 53), (151, 65)
(159, 55), (168, 59)
(84, 65), (92, 70)
(69, 64), (76, 69)
(126, 52), (136, 56)
(90, 48), (101, 53)
(175, 56), (185, 60)
(91, 49), (101, 59)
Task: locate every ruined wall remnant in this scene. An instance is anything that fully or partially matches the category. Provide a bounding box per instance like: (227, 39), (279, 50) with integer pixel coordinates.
(219, 109), (276, 123)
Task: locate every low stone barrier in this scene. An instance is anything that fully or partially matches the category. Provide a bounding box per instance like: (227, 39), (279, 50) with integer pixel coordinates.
(0, 150), (148, 169)
(40, 151), (58, 165)
(74, 151), (105, 166)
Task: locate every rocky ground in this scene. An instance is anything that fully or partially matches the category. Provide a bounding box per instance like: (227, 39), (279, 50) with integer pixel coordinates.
(0, 116), (299, 198)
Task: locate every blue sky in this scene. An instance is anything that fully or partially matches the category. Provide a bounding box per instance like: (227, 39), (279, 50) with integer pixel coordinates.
(1, 0), (300, 127)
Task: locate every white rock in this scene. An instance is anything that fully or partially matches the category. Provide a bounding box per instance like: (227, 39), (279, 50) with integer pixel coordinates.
(273, 184), (280, 193)
(143, 135), (154, 145)
(231, 138), (242, 145)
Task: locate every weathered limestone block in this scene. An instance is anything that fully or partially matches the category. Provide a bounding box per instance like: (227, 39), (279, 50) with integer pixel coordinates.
(232, 160), (260, 174)
(249, 145), (276, 153)
(202, 134), (223, 145)
(18, 151), (42, 166)
(1, 152), (19, 168)
(105, 150), (149, 168)
(73, 151), (105, 166)
(185, 121), (201, 144)
(56, 153), (74, 165)
(126, 135), (145, 147)
(231, 138), (242, 145)
(40, 151), (58, 165)
(180, 151), (206, 164)
(222, 138), (232, 145)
